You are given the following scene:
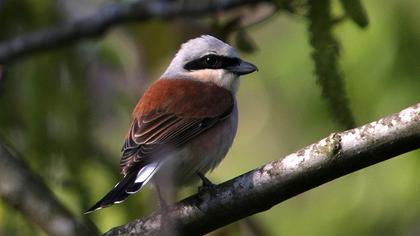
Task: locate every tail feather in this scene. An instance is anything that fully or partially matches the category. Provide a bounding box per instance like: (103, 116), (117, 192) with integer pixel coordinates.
(84, 172), (137, 214)
(84, 162), (162, 214)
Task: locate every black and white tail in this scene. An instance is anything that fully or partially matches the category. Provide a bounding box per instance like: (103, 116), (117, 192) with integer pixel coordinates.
(84, 162), (161, 214)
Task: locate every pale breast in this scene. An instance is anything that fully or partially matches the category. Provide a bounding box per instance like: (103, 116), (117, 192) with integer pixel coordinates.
(155, 103), (238, 187)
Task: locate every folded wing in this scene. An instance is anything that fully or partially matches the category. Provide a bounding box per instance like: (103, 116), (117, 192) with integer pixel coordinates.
(85, 78), (233, 213)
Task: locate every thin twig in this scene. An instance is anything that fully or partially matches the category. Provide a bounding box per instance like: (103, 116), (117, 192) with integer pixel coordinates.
(0, 0), (271, 63)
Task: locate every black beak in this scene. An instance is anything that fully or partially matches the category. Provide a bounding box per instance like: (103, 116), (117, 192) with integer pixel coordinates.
(227, 60), (258, 75)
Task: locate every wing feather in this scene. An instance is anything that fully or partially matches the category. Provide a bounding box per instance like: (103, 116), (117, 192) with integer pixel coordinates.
(119, 79), (234, 176)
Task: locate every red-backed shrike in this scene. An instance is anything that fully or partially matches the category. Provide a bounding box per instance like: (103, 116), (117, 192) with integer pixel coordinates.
(86, 35), (257, 213)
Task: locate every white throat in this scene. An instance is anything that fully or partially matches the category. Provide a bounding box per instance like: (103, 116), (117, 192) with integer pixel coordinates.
(183, 69), (240, 93)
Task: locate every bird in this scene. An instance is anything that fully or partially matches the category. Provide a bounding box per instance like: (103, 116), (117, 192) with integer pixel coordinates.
(85, 35), (257, 213)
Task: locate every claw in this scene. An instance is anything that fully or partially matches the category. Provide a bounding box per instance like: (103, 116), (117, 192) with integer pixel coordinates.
(197, 172), (216, 192)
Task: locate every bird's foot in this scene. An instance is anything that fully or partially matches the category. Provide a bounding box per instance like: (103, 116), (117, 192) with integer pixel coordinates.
(197, 172), (216, 192)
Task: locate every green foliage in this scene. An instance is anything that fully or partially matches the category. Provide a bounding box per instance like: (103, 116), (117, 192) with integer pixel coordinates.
(235, 29), (258, 54)
(339, 0), (369, 28)
(308, 0), (356, 129)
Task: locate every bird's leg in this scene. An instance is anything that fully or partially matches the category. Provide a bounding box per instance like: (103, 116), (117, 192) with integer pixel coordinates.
(155, 184), (168, 211)
(197, 172), (215, 192)
(197, 172), (214, 187)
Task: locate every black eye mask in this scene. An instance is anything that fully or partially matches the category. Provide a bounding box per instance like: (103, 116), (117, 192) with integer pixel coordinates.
(184, 54), (241, 71)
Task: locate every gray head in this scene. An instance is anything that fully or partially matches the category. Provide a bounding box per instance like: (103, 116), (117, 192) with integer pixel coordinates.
(162, 35), (257, 92)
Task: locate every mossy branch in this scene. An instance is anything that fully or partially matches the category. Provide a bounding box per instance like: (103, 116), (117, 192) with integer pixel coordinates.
(308, 0), (356, 129)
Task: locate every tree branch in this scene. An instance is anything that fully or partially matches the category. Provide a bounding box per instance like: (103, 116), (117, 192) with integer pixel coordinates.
(0, 143), (100, 236)
(104, 103), (420, 235)
(0, 0), (271, 63)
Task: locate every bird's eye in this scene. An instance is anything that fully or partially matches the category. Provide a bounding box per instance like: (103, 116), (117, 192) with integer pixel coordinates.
(204, 55), (217, 66)
(183, 54), (228, 70)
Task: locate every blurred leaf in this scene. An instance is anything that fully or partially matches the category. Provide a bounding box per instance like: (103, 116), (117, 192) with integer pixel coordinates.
(235, 29), (258, 53)
(339, 0), (369, 28)
(211, 16), (241, 41)
(308, 0), (356, 129)
(0, 0), (60, 37)
(97, 44), (124, 70)
(277, 0), (308, 16)
(0, 65), (5, 90)
(393, 6), (420, 78)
